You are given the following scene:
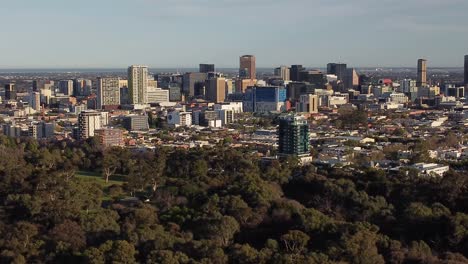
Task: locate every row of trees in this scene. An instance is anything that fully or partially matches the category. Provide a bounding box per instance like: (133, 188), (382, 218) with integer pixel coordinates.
(0, 134), (467, 263)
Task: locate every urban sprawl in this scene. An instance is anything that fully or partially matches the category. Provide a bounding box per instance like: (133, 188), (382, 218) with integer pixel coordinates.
(2, 55), (468, 177)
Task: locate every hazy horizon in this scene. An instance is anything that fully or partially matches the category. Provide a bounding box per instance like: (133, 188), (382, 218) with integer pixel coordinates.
(2, 0), (468, 68)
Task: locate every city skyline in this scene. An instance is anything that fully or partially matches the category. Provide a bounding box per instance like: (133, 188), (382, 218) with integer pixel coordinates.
(2, 0), (468, 68)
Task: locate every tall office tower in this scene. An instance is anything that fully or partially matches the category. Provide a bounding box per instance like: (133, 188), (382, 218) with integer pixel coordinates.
(278, 114), (310, 156)
(74, 78), (92, 96)
(296, 94), (318, 114)
(199, 64), (215, 73)
(299, 70), (326, 87)
(464, 55), (468, 85)
(417, 59), (427, 87)
(78, 110), (102, 140)
(128, 65), (149, 104)
(97, 77), (121, 109)
(205, 77), (226, 103)
(274, 66), (291, 81)
(327, 63), (347, 82)
(344, 68), (360, 90)
(401, 79), (417, 93)
(183, 72), (207, 97)
(290, 65), (305, 82)
(239, 55), (256, 79)
(4, 83), (16, 100)
(30, 91), (41, 111)
(58, 80), (74, 95)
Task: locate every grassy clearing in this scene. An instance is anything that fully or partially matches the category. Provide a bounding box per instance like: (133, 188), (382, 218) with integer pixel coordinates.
(75, 171), (125, 187)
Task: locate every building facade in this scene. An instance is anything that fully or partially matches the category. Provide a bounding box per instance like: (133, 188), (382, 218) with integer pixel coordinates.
(278, 115), (310, 156)
(183, 72), (207, 97)
(275, 66), (290, 81)
(327, 63), (347, 82)
(243, 86), (287, 113)
(123, 115), (149, 131)
(417, 59), (427, 87)
(147, 87), (169, 104)
(199, 64), (215, 73)
(95, 128), (124, 147)
(128, 65), (148, 104)
(296, 94), (318, 113)
(97, 77), (121, 109)
(58, 80), (74, 95)
(78, 110), (102, 140)
(205, 77), (226, 103)
(239, 55), (256, 79)
(5, 83), (16, 100)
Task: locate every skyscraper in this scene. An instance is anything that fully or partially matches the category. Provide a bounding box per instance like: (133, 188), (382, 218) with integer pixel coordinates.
(417, 59), (427, 87)
(290, 65), (305, 82)
(199, 64), (215, 73)
(97, 77), (121, 109)
(464, 55), (468, 85)
(30, 91), (41, 111)
(128, 65), (148, 104)
(344, 68), (360, 90)
(239, 55), (256, 79)
(274, 66), (290, 81)
(183, 72), (207, 97)
(205, 77), (226, 103)
(278, 114), (310, 156)
(58, 80), (74, 95)
(327, 63), (347, 82)
(4, 83), (16, 100)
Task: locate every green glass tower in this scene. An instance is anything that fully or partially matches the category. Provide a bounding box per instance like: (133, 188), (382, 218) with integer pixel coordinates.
(278, 115), (310, 156)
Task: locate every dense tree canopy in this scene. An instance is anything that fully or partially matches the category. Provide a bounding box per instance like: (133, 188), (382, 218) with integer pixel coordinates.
(0, 134), (467, 263)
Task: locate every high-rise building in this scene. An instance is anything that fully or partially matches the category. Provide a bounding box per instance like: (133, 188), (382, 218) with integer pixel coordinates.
(401, 79), (417, 93)
(278, 114), (310, 156)
(183, 72), (207, 97)
(128, 65), (148, 104)
(275, 66), (290, 81)
(4, 83), (16, 100)
(199, 64), (215, 73)
(344, 68), (360, 90)
(464, 55), (468, 85)
(78, 110), (102, 140)
(239, 55), (256, 79)
(205, 77), (226, 103)
(243, 86), (287, 113)
(97, 77), (121, 109)
(30, 91), (41, 111)
(417, 59), (427, 87)
(290, 65), (305, 82)
(299, 70), (326, 87)
(296, 94), (318, 114)
(327, 63), (347, 82)
(74, 79), (92, 96)
(58, 80), (74, 95)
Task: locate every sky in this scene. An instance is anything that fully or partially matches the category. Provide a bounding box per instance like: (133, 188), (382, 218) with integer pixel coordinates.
(1, 0), (468, 68)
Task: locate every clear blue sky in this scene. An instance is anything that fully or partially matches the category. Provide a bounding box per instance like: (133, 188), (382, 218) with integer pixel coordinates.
(2, 0), (467, 68)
